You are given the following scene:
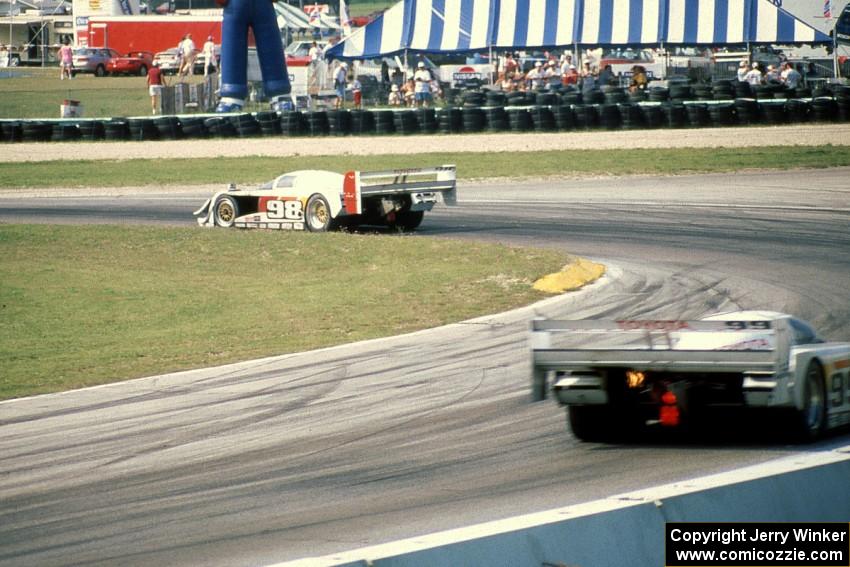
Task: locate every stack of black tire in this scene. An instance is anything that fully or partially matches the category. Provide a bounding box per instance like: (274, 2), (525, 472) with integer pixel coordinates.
(349, 109), (375, 135)
(22, 121), (52, 142)
(179, 117), (208, 138)
(204, 116), (237, 138)
(393, 110), (419, 135)
(416, 108), (438, 134)
(304, 111), (330, 136)
(664, 104), (688, 128)
(104, 119), (130, 140)
(832, 85), (850, 121)
(230, 113), (261, 137)
(530, 106), (556, 132)
(553, 105), (576, 130)
(280, 111), (305, 136)
(507, 108), (531, 131)
(685, 104), (711, 127)
(462, 107), (486, 132)
(154, 115), (183, 140)
(327, 109), (352, 136)
(486, 106), (508, 131)
(619, 104), (644, 129)
(373, 110), (395, 134)
(598, 104), (621, 130)
(1, 121), (23, 142)
(712, 80), (736, 100)
(436, 108), (462, 134)
(78, 121), (105, 141)
(255, 111), (282, 136)
(51, 122), (81, 142)
(128, 118), (159, 141)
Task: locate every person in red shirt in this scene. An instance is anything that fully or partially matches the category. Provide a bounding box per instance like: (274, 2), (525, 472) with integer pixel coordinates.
(146, 60), (167, 115)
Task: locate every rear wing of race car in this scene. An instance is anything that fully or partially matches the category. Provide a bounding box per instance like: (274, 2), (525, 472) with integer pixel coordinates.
(529, 318), (791, 401)
(342, 165), (457, 215)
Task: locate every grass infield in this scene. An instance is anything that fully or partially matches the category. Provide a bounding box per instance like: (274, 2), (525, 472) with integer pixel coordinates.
(0, 224), (570, 400)
(1, 146), (849, 188)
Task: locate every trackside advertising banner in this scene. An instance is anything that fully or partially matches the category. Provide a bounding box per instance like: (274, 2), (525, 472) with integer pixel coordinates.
(666, 523), (850, 566)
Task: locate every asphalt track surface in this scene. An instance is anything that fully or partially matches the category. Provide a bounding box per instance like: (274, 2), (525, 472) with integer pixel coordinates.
(1, 168), (849, 566)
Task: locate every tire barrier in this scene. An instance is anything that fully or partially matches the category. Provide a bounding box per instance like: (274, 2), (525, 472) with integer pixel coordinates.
(349, 109), (375, 135)
(78, 120), (105, 141)
(154, 116), (183, 140)
(255, 111), (282, 136)
(128, 118), (159, 141)
(2, 83), (848, 143)
(279, 111), (305, 136)
(51, 122), (80, 142)
(393, 109), (420, 135)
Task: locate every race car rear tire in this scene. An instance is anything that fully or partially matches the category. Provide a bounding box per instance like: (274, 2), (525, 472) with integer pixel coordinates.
(794, 361), (827, 442)
(567, 406), (613, 442)
(214, 195), (239, 228)
(305, 194), (337, 232)
(392, 210), (424, 232)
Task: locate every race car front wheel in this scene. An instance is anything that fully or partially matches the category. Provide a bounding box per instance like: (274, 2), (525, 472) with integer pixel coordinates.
(795, 361), (827, 442)
(305, 194), (336, 232)
(214, 195), (239, 228)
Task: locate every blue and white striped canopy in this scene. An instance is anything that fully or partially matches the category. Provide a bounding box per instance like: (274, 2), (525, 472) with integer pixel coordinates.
(325, 0), (830, 60)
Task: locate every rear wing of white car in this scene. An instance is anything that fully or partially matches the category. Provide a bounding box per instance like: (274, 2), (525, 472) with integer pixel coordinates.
(342, 165), (457, 215)
(530, 318), (791, 401)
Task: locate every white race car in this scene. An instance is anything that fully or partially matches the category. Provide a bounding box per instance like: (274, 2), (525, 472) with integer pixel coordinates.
(530, 311), (850, 441)
(194, 166), (457, 232)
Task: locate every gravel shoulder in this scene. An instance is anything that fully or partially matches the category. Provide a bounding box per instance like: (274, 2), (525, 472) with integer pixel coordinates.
(3, 123), (848, 163)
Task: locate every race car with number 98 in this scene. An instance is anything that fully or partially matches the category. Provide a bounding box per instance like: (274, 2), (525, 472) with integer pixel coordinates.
(194, 166), (457, 232)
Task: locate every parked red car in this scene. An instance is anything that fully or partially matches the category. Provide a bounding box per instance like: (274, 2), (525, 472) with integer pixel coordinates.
(106, 51), (155, 76)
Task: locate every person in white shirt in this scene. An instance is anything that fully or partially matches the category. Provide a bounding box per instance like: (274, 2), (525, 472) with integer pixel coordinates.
(177, 33), (196, 79)
(526, 61), (546, 90)
(308, 41), (323, 66)
(413, 61), (432, 107)
(202, 36), (217, 76)
(744, 62), (763, 86)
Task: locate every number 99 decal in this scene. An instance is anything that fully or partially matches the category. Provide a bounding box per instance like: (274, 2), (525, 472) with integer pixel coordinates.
(266, 199), (304, 221)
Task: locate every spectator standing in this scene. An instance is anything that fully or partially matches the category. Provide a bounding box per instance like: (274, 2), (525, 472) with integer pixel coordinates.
(202, 36), (217, 76)
(781, 62), (801, 89)
(146, 60), (167, 115)
(544, 60), (560, 90)
(764, 64), (780, 84)
(402, 77), (416, 106)
(333, 62), (348, 108)
(526, 61), (546, 90)
(561, 64), (579, 86)
(308, 41), (323, 66)
(597, 64), (615, 87)
(177, 33), (196, 80)
(388, 83), (402, 106)
(628, 65), (648, 92)
(745, 62), (763, 86)
(581, 63), (598, 93)
(350, 76), (362, 108)
(503, 52), (519, 77)
(58, 40), (73, 80)
(736, 60), (749, 82)
(413, 61), (432, 107)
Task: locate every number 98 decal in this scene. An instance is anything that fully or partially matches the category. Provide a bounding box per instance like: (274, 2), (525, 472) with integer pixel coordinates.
(266, 199), (304, 221)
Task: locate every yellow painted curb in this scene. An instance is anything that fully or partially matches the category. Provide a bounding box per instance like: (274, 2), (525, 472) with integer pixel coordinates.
(533, 257), (606, 294)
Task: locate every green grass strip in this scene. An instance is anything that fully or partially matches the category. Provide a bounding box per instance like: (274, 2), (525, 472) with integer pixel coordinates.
(1, 146), (848, 189)
(0, 224), (568, 400)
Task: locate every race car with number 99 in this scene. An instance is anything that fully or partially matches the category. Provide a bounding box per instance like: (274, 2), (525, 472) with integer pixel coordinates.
(194, 166), (457, 232)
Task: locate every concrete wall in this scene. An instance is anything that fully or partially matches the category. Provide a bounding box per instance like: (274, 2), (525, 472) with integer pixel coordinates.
(276, 445), (850, 567)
